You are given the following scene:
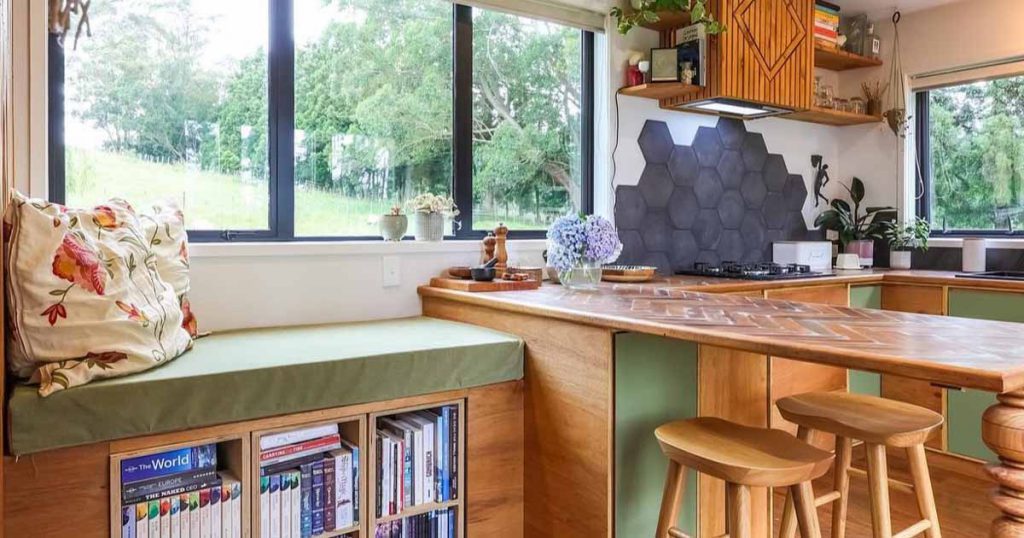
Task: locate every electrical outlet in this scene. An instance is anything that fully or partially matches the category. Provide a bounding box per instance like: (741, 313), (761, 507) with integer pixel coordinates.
(381, 256), (401, 287)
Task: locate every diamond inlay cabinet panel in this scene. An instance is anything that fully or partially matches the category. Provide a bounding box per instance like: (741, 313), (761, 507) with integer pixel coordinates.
(616, 119), (813, 273)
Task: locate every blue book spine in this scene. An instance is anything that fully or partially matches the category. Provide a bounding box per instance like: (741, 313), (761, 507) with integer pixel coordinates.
(121, 444), (217, 484)
(300, 462), (313, 538)
(311, 459), (325, 535)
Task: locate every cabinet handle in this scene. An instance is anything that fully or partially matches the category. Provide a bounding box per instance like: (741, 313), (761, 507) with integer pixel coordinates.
(931, 382), (964, 391)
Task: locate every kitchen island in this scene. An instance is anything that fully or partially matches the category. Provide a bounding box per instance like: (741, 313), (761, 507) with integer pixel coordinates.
(418, 271), (1024, 538)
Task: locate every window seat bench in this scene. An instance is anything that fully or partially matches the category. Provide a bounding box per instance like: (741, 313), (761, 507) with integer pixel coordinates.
(7, 316), (524, 456)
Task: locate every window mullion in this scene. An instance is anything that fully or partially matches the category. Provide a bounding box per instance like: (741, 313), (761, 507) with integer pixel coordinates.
(453, 4), (474, 238)
(581, 30), (595, 215)
(268, 0), (296, 239)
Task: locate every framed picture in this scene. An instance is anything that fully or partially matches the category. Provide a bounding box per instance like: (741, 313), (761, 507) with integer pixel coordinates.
(650, 47), (680, 82)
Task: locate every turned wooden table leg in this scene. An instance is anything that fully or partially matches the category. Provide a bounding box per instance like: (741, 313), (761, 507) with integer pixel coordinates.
(982, 391), (1024, 537)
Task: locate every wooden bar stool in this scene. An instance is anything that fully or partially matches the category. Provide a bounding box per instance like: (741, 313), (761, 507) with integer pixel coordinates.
(655, 417), (835, 538)
(776, 392), (944, 538)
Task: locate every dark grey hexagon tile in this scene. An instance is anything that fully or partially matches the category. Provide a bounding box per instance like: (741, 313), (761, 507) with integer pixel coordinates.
(718, 230), (746, 262)
(784, 212), (809, 240)
(696, 250), (721, 266)
(670, 230), (699, 271)
(693, 209), (723, 249)
(717, 118), (747, 150)
(740, 172), (768, 208)
(764, 154), (788, 192)
(783, 174), (808, 211)
(641, 251), (673, 275)
(638, 164), (674, 209)
(616, 230), (644, 264)
(669, 146), (700, 186)
(763, 229), (785, 260)
(717, 150), (745, 190)
(740, 213), (766, 249)
(641, 212), (672, 253)
(742, 248), (764, 263)
(742, 132), (768, 171)
(763, 193), (788, 229)
(638, 121), (674, 164)
(693, 127), (723, 167)
(695, 168), (724, 208)
(614, 185), (647, 230)
(718, 190), (745, 229)
(668, 187), (700, 229)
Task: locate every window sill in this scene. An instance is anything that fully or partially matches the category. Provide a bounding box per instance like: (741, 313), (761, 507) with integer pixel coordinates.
(190, 238), (549, 259)
(929, 237), (1024, 250)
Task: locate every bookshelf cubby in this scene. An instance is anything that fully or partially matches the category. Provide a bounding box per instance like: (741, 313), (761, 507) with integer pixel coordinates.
(251, 415), (367, 538)
(368, 400), (466, 538)
(109, 434), (251, 538)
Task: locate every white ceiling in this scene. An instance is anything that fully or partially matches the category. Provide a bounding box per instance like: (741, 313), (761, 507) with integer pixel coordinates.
(556, 0), (967, 19)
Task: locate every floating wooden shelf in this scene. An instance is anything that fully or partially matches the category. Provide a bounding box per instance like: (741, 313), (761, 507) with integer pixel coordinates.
(814, 44), (883, 71)
(786, 106), (883, 126)
(619, 82), (701, 100)
(638, 10), (693, 31)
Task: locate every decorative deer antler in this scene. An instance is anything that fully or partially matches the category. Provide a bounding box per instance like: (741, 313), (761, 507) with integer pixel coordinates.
(48, 0), (92, 50)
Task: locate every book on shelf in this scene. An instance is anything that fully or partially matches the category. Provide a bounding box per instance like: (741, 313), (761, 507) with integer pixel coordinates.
(311, 459), (326, 535)
(169, 497), (180, 538)
(323, 453), (336, 532)
(288, 470), (301, 538)
(373, 507), (457, 538)
(123, 468), (220, 505)
(178, 493), (190, 538)
(280, 471), (292, 538)
(160, 498), (171, 538)
(260, 424), (340, 452)
(260, 434), (342, 467)
(148, 500), (160, 538)
(122, 444), (217, 485)
(136, 503), (148, 538)
(329, 445), (355, 529)
(300, 462), (314, 537)
(199, 488), (212, 538)
(189, 491), (201, 538)
(343, 438), (360, 523)
(260, 476), (270, 538)
(211, 481), (222, 538)
(674, 23), (707, 87)
(269, 474), (281, 538)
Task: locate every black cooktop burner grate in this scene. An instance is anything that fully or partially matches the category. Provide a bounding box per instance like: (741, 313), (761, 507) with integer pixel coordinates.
(676, 261), (833, 281)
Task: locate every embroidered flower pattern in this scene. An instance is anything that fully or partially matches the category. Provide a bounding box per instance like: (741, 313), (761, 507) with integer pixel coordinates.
(52, 233), (106, 295)
(92, 205), (119, 229)
(116, 301), (150, 326)
(180, 295), (198, 338)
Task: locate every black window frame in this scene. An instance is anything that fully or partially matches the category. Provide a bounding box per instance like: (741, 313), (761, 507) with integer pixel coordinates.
(47, 0), (595, 242)
(916, 87), (1024, 238)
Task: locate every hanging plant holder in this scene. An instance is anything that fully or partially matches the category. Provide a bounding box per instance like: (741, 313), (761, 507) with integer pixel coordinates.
(884, 11), (910, 137)
(48, 0), (92, 50)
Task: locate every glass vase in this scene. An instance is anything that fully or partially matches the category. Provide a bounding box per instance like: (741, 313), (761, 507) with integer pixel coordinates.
(559, 258), (602, 291)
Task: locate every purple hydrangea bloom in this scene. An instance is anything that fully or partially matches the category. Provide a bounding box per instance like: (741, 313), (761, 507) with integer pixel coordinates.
(546, 213), (623, 273)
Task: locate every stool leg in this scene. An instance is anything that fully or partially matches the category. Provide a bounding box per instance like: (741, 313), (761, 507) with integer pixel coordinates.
(726, 482), (751, 538)
(656, 459), (686, 538)
(831, 436), (852, 538)
(907, 444), (942, 538)
(792, 480), (823, 538)
(779, 426), (814, 538)
(865, 443), (893, 538)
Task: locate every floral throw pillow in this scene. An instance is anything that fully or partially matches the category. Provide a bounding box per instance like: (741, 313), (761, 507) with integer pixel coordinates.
(4, 192), (194, 396)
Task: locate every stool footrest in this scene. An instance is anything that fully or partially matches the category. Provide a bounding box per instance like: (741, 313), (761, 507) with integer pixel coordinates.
(667, 527), (692, 538)
(892, 519), (932, 538)
(815, 490), (842, 507)
(848, 465), (916, 494)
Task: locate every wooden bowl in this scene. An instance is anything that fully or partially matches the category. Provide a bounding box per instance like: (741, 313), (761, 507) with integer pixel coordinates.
(447, 266), (473, 279)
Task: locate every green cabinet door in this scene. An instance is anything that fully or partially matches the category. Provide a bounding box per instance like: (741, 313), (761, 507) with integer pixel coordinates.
(848, 285), (882, 396)
(946, 288), (1024, 461)
(615, 333), (698, 538)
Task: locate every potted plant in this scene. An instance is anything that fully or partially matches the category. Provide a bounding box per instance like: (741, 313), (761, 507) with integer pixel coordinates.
(546, 213), (623, 290)
(813, 177), (891, 267)
(378, 205), (408, 242)
(610, 0), (725, 35)
(406, 193), (459, 242)
(882, 217), (930, 269)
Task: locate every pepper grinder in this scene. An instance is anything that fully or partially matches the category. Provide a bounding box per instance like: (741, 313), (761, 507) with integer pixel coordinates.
(481, 232), (496, 265)
(494, 223), (509, 274)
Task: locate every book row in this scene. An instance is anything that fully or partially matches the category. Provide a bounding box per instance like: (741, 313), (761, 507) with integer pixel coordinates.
(121, 474), (242, 538)
(259, 443), (360, 538)
(376, 406), (459, 518)
(121, 443), (220, 505)
(374, 508), (457, 538)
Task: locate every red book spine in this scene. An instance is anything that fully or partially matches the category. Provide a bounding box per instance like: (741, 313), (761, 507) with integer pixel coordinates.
(260, 434), (340, 462)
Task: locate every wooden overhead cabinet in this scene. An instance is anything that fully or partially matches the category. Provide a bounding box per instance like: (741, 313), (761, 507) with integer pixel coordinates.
(659, 0), (814, 114)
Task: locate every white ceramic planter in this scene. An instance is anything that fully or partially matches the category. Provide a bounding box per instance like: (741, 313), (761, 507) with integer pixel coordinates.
(890, 250), (912, 270)
(413, 212), (446, 242)
(378, 215), (408, 241)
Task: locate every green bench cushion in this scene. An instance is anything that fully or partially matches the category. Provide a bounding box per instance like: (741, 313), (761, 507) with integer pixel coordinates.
(8, 317), (524, 455)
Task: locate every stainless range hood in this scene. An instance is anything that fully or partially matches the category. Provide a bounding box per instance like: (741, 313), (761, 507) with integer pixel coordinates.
(671, 97), (795, 120)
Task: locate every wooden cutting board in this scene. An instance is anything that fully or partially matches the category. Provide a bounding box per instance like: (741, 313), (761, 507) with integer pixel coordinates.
(430, 277), (541, 292)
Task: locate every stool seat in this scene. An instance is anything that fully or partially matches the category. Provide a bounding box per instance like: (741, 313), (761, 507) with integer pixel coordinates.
(777, 391), (944, 448)
(654, 417), (834, 488)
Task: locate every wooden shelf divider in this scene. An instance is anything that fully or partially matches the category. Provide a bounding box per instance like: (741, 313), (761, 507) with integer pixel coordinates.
(814, 43), (883, 71)
(786, 106), (883, 126)
(619, 82), (701, 100)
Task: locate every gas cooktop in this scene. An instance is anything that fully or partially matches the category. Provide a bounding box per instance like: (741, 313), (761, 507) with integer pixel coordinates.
(676, 262), (833, 281)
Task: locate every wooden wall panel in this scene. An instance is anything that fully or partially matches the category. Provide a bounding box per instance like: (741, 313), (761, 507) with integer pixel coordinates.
(424, 297), (613, 538)
(698, 345), (771, 538)
(662, 0), (814, 111)
(466, 380), (525, 537)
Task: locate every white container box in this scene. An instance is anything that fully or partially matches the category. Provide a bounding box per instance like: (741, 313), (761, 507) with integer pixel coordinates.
(773, 241), (833, 272)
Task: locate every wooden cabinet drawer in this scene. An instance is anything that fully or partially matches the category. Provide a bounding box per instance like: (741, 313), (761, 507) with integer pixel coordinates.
(881, 284), (945, 315)
(880, 375), (946, 449)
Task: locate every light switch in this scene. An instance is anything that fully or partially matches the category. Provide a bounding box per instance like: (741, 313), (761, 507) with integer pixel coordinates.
(381, 256), (401, 287)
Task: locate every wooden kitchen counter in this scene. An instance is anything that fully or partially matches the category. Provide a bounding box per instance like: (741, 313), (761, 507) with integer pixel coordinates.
(419, 271), (1024, 538)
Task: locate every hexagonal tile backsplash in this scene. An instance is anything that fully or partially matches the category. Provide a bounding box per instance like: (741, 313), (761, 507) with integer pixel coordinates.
(615, 118), (816, 274)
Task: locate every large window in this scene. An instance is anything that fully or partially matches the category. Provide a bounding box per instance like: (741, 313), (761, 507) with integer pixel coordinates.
(49, 0), (594, 241)
(917, 73), (1024, 235)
